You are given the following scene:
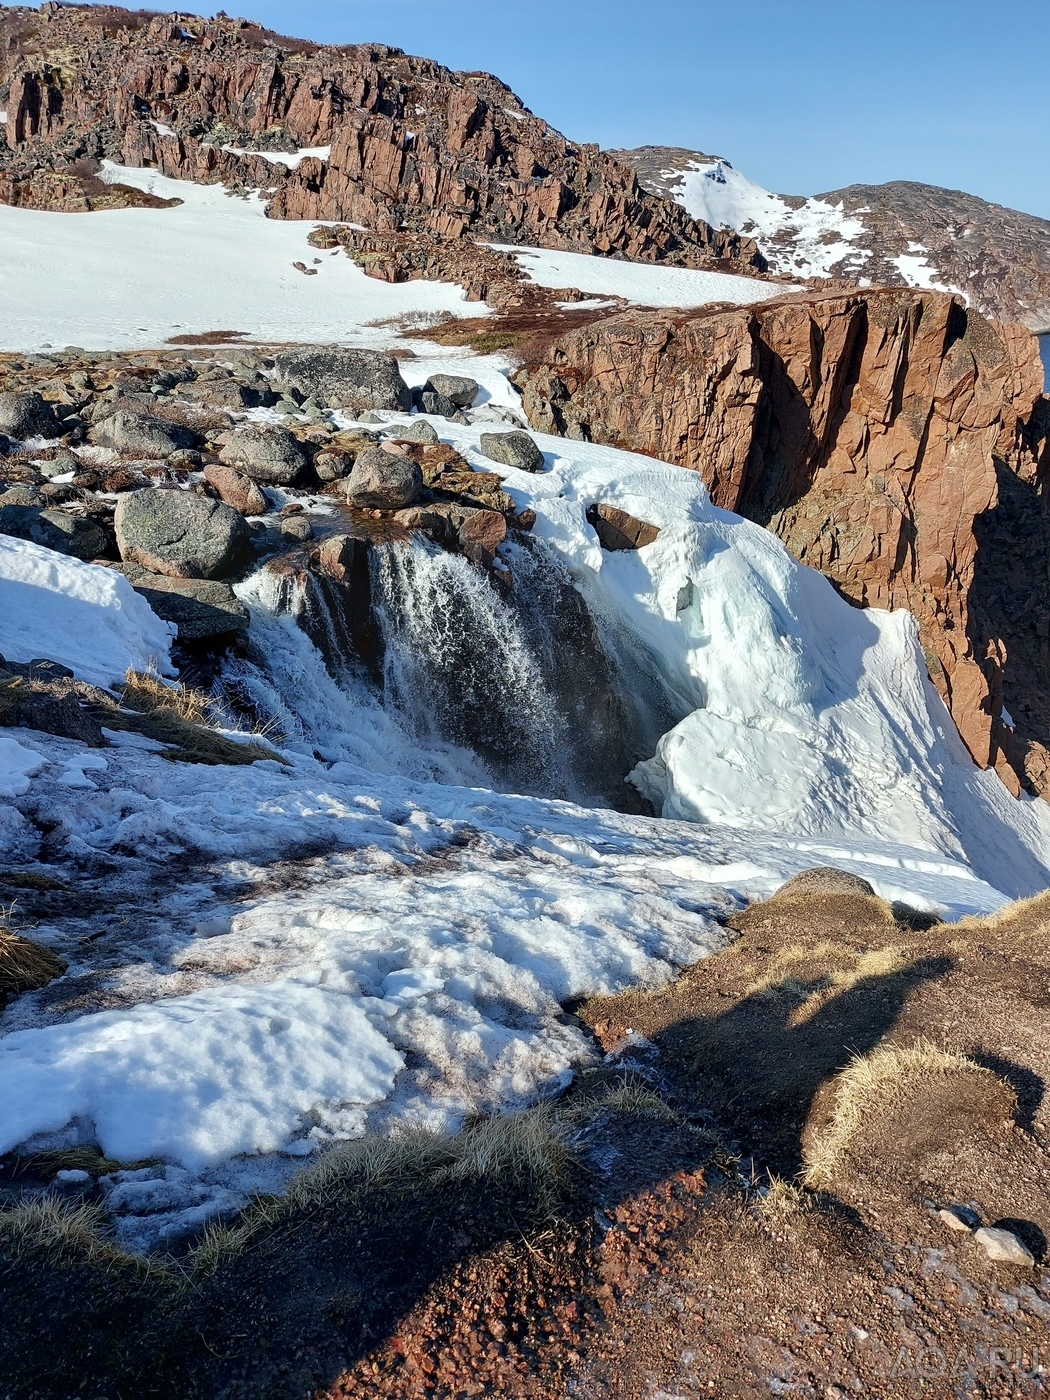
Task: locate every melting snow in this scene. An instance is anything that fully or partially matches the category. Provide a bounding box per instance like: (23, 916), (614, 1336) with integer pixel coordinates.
(221, 144), (332, 168)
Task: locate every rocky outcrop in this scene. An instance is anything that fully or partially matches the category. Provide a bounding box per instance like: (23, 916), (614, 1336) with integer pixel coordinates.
(615, 147), (1050, 332)
(516, 287), (1049, 786)
(0, 5), (763, 273)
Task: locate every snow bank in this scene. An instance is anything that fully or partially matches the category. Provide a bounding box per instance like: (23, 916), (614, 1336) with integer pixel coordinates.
(0, 537), (174, 687)
(0, 735), (45, 798)
(493, 241), (785, 308)
(0, 164), (487, 352)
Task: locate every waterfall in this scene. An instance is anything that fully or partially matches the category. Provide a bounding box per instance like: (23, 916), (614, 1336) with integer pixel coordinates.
(227, 534), (670, 806)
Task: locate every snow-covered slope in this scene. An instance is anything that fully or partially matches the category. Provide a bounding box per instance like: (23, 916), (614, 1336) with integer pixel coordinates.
(613, 147), (1050, 328)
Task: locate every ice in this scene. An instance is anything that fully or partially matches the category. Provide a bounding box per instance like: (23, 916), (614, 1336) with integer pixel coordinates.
(0, 736), (45, 798)
(0, 537), (175, 687)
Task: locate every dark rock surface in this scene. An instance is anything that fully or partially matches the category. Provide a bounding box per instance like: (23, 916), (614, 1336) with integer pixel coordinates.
(274, 349), (411, 416)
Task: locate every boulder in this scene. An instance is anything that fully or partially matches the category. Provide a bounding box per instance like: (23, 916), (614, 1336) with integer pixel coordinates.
(424, 374), (479, 409)
(419, 390), (459, 419)
(280, 515), (314, 542)
(274, 348), (411, 415)
(394, 419), (440, 445)
(0, 506), (109, 560)
(178, 380), (261, 411)
(586, 503), (660, 551)
(776, 868), (877, 899)
(313, 451), (352, 481)
(0, 391), (63, 441)
(203, 463), (269, 515)
(344, 446), (423, 510)
(90, 411), (198, 458)
(114, 488), (250, 579)
(114, 563), (249, 641)
(218, 425), (309, 485)
(973, 1227), (1035, 1266)
(478, 430), (545, 472)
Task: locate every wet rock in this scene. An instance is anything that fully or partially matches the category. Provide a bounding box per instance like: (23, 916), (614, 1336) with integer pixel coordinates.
(218, 425), (309, 485)
(274, 348), (411, 415)
(113, 562), (250, 641)
(478, 430), (545, 472)
(397, 500), (507, 567)
(776, 868), (877, 899)
(203, 463), (269, 515)
(424, 374), (479, 409)
(0, 505), (109, 560)
(344, 445), (423, 510)
(0, 391), (63, 440)
(115, 488), (249, 579)
(280, 515), (314, 542)
(974, 1227), (1035, 1265)
(586, 503), (660, 551)
(90, 410), (198, 458)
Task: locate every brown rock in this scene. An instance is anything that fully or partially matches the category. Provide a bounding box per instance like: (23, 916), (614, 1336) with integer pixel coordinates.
(203, 463), (269, 516)
(586, 503), (660, 551)
(516, 287), (1047, 777)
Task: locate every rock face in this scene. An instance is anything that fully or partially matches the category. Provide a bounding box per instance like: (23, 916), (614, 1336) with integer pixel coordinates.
(0, 5), (762, 273)
(114, 488), (249, 580)
(274, 349), (411, 416)
(516, 288), (1049, 783)
(615, 147), (1050, 333)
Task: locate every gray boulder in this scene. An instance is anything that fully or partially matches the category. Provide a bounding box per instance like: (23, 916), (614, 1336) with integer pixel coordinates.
(423, 374), (479, 409)
(419, 391), (459, 419)
(0, 506), (109, 561)
(91, 411), (198, 459)
(115, 488), (249, 580)
(392, 419), (440, 445)
(312, 451), (352, 482)
(0, 391), (63, 441)
(478, 431), (545, 473)
(114, 563), (250, 642)
(345, 446), (423, 510)
(218, 425), (309, 485)
(274, 348), (411, 415)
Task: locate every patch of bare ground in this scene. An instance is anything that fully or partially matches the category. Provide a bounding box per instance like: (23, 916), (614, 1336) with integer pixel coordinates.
(4, 875), (1050, 1397)
(402, 303), (628, 362)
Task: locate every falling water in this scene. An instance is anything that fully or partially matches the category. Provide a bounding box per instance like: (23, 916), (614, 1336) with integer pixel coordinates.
(228, 534), (670, 805)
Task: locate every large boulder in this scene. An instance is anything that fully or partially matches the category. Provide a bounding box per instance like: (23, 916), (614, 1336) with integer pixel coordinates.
(91, 411), (198, 458)
(218, 425), (309, 485)
(114, 563), (250, 642)
(478, 430), (545, 472)
(0, 506), (109, 560)
(585, 503), (660, 551)
(423, 374), (479, 409)
(114, 488), (250, 579)
(203, 463), (269, 515)
(274, 348), (411, 415)
(344, 446), (423, 510)
(0, 392), (63, 441)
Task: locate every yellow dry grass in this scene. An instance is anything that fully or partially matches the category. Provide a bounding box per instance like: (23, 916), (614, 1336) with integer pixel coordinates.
(802, 1041), (998, 1188)
(0, 917), (67, 998)
(0, 1197), (167, 1278)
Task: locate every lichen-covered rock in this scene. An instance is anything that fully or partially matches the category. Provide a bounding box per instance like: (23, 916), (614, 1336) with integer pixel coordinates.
(274, 348), (411, 416)
(0, 505), (108, 560)
(114, 488), (249, 579)
(91, 411), (197, 459)
(0, 391), (62, 441)
(478, 431), (545, 472)
(218, 425), (309, 485)
(344, 446), (423, 509)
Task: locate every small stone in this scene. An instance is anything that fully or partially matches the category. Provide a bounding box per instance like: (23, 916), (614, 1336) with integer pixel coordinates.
(91, 410), (198, 459)
(203, 463), (269, 516)
(419, 390), (458, 419)
(280, 515), (314, 541)
(478, 430), (545, 473)
(974, 1227), (1035, 1265)
(777, 867), (877, 898)
(313, 450), (351, 481)
(938, 1206), (978, 1233)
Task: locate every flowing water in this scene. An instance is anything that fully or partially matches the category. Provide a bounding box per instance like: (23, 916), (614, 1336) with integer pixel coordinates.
(227, 535), (672, 807)
(1040, 334), (1050, 393)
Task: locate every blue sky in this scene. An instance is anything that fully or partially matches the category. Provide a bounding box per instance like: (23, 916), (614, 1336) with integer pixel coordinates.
(160, 2), (1049, 217)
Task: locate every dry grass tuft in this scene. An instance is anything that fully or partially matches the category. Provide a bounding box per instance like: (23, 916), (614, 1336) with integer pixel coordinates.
(0, 915), (67, 999)
(747, 943), (907, 1023)
(0, 1196), (165, 1277)
(119, 669), (214, 725)
(115, 669), (280, 767)
(756, 1174), (813, 1221)
(802, 1042), (1000, 1188)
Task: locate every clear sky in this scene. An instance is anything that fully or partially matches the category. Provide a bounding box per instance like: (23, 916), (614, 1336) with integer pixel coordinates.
(138, 1), (1050, 218)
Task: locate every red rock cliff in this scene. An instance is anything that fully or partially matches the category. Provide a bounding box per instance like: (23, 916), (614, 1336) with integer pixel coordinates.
(515, 288), (1050, 788)
(0, 4), (763, 271)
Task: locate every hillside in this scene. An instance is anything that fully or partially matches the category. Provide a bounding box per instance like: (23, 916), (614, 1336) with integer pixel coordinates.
(614, 145), (1050, 331)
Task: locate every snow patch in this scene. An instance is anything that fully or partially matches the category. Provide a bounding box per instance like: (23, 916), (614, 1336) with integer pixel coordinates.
(0, 736), (45, 798)
(221, 144), (332, 169)
(0, 537), (175, 687)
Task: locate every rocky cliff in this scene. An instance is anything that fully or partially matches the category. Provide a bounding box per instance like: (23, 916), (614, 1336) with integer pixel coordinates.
(615, 147), (1050, 332)
(0, 4), (762, 271)
(515, 288), (1050, 792)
